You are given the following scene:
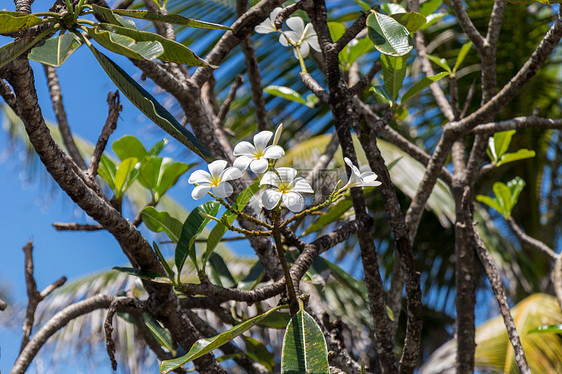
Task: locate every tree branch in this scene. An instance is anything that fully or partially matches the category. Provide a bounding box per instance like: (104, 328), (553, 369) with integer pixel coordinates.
(88, 91), (121, 179)
(217, 75), (243, 124)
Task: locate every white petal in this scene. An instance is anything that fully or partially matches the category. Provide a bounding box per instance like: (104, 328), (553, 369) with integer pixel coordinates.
(291, 177), (314, 194)
(282, 191), (304, 212)
(346, 172), (362, 188)
(344, 157), (355, 169)
(279, 33), (294, 47)
(233, 156), (252, 171)
(292, 48), (300, 59)
(255, 22), (275, 34)
(192, 185), (211, 199)
(188, 169), (211, 184)
(306, 34), (321, 52)
(286, 17), (304, 36)
(360, 172), (378, 184)
(212, 182), (233, 198)
(208, 160), (228, 178)
(260, 171), (281, 187)
(250, 158), (270, 174)
(276, 167), (297, 184)
(298, 42), (310, 58)
(233, 141), (256, 156)
(273, 123), (283, 145)
(270, 7), (283, 22)
(221, 167), (242, 182)
(253, 131), (273, 151)
(263, 145), (285, 159)
(262, 189), (282, 210)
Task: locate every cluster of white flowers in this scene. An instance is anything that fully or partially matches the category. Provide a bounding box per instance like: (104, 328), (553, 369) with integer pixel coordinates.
(188, 126), (381, 213)
(254, 7), (320, 59)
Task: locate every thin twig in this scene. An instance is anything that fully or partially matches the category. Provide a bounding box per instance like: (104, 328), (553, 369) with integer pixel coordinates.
(88, 91), (121, 179)
(0, 80), (21, 115)
(52, 222), (104, 231)
(507, 219), (557, 260)
(218, 75), (244, 124)
(472, 116), (562, 134)
(300, 72), (330, 102)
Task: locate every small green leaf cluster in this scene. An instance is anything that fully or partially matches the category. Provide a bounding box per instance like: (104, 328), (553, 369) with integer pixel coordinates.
(98, 136), (192, 203)
(487, 130), (536, 167)
(476, 177), (526, 219)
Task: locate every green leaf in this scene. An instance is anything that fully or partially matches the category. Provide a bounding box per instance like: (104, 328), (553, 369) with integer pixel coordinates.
(264, 85), (308, 106)
(97, 7), (231, 30)
(147, 138), (168, 157)
(380, 54), (408, 102)
(0, 11), (43, 33)
(328, 22), (346, 41)
(354, 0), (372, 11)
(401, 71), (449, 104)
(421, 12), (447, 30)
(493, 182), (511, 216)
(97, 155), (117, 192)
(303, 199), (353, 236)
(506, 177), (526, 212)
(143, 313), (176, 354)
(112, 135), (148, 161)
(87, 27), (164, 60)
(257, 311), (292, 329)
(208, 252), (237, 288)
(87, 46), (211, 159)
(453, 41), (472, 74)
(100, 24), (210, 67)
(370, 85), (393, 104)
(176, 202), (219, 275)
(0, 27), (55, 69)
(496, 149), (536, 167)
(346, 37), (373, 66)
(160, 306), (286, 373)
(142, 207), (183, 243)
(153, 242), (175, 282)
(476, 195), (503, 216)
(114, 157), (139, 199)
(281, 309), (329, 374)
(424, 54), (451, 73)
(113, 266), (171, 284)
(390, 12), (427, 34)
(237, 261), (265, 290)
(367, 11), (413, 57)
(492, 130), (516, 160)
(419, 0), (443, 16)
(139, 157), (191, 201)
(28, 33), (82, 67)
(203, 183), (260, 267)
(242, 336), (274, 372)
(528, 324), (562, 334)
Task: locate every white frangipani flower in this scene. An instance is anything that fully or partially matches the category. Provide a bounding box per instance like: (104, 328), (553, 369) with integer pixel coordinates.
(188, 160), (242, 199)
(260, 167), (314, 212)
(233, 131), (285, 174)
(339, 157), (382, 192)
(254, 7), (283, 34)
(279, 17), (320, 58)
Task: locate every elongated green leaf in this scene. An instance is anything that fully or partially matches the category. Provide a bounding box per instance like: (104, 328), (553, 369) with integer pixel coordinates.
(367, 11), (413, 56)
(493, 182), (511, 215)
(113, 266), (171, 284)
(354, 0), (372, 11)
(176, 202), (219, 275)
(28, 33), (82, 67)
(401, 71), (449, 104)
(87, 27), (164, 60)
(453, 41), (472, 74)
(0, 11), (43, 33)
(346, 37), (373, 66)
(147, 138), (168, 157)
(97, 155), (117, 191)
(281, 309), (329, 374)
(100, 24), (210, 67)
(419, 0), (443, 16)
(87, 46), (211, 159)
(237, 261), (265, 290)
(0, 27), (55, 69)
(497, 149), (536, 167)
(139, 157), (191, 201)
(493, 130), (516, 161)
(143, 313), (176, 354)
(370, 85), (393, 104)
(528, 324), (562, 334)
(390, 12), (427, 33)
(476, 195), (503, 216)
(242, 336), (274, 372)
(114, 157), (139, 199)
(142, 207), (182, 242)
(421, 12), (447, 30)
(208, 252), (237, 288)
(203, 183), (260, 267)
(160, 305), (286, 373)
(91, 6), (230, 30)
(153, 242), (175, 282)
(425, 54), (451, 73)
(265, 85), (309, 106)
(507, 177), (526, 212)
(381, 54), (408, 102)
(112, 135), (147, 161)
(303, 199), (353, 236)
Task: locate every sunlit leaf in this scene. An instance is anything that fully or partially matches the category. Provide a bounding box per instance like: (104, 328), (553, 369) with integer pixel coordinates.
(367, 11), (413, 56)
(112, 135), (148, 161)
(113, 266), (171, 284)
(265, 85), (309, 106)
(496, 149), (536, 167)
(0, 11), (43, 33)
(381, 54), (408, 102)
(142, 207), (183, 242)
(453, 41), (472, 74)
(28, 33), (82, 67)
(401, 72), (449, 104)
(390, 12), (427, 33)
